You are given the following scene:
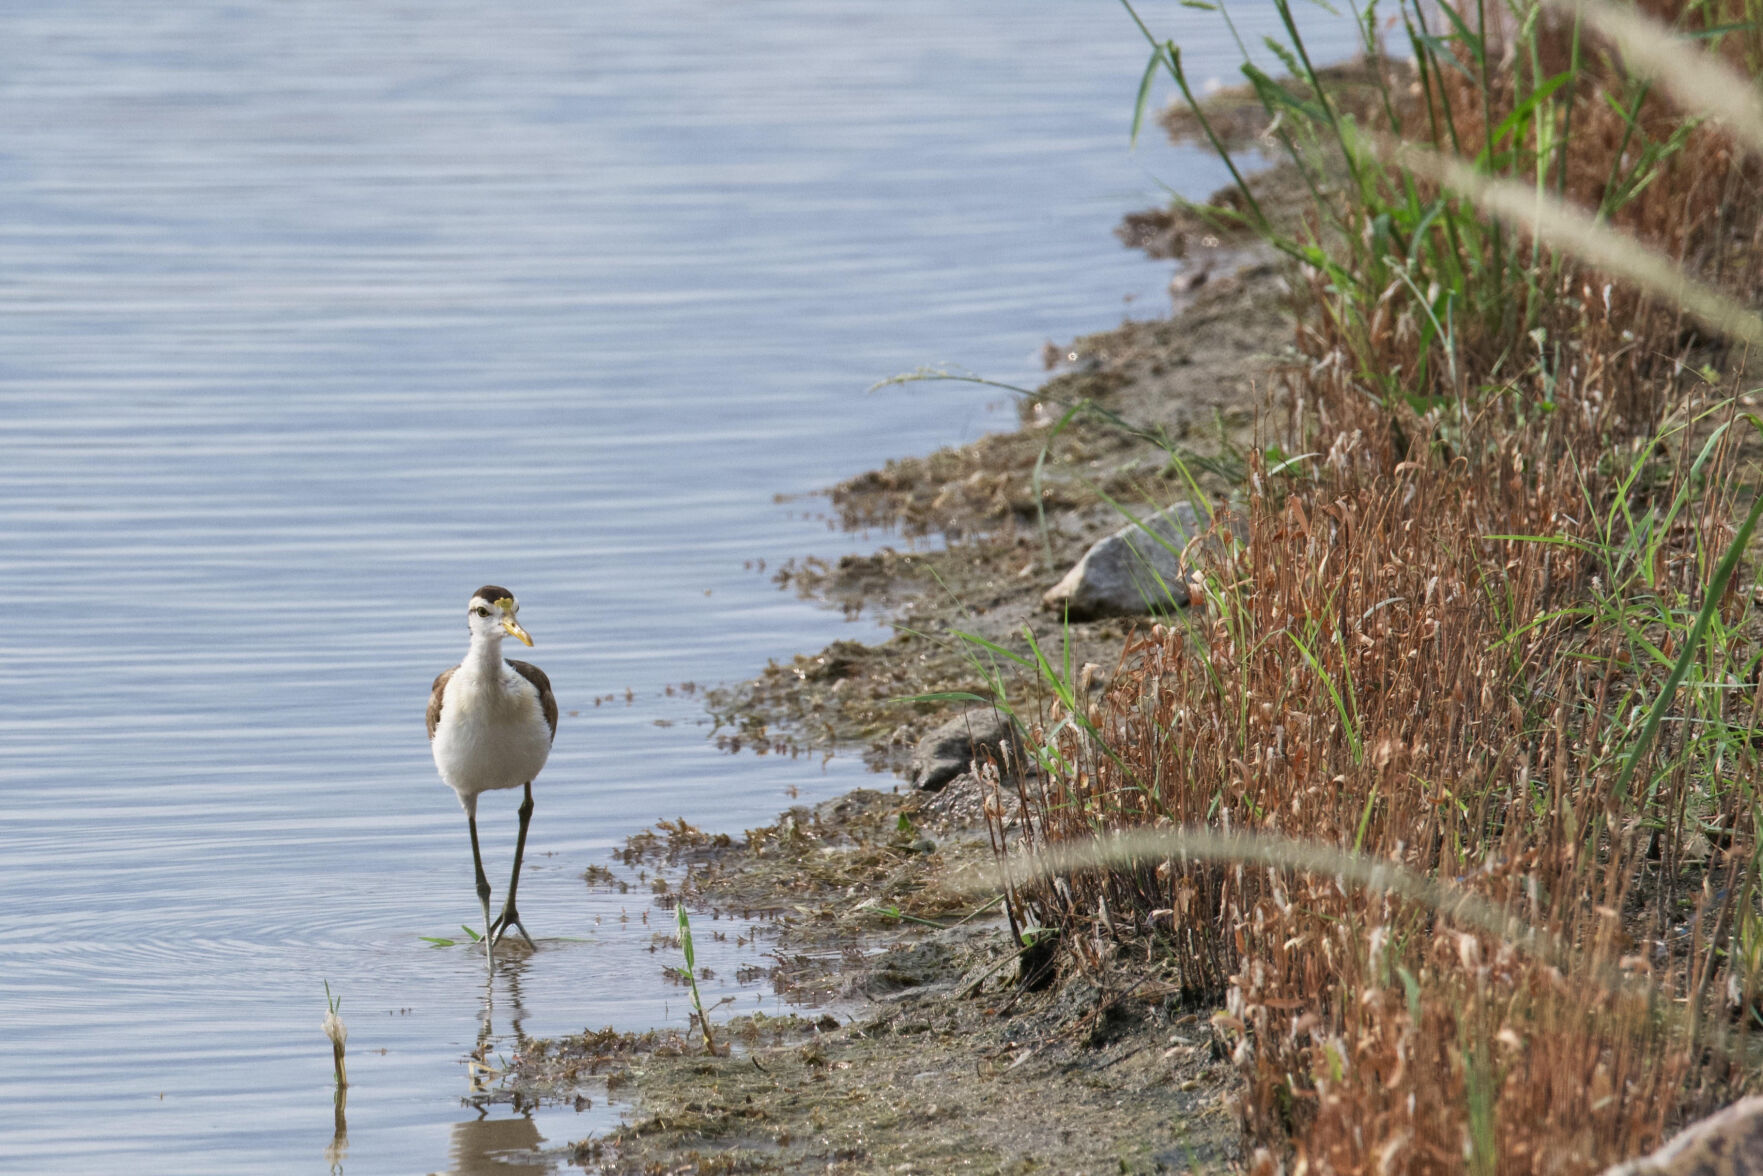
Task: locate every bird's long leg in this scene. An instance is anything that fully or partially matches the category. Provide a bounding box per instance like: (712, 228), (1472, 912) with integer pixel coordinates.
(467, 802), (495, 975)
(489, 782), (536, 948)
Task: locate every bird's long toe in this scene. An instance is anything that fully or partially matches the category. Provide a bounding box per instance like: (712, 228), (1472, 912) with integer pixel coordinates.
(489, 909), (536, 949)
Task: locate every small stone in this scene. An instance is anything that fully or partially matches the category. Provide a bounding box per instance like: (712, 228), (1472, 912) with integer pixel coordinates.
(1169, 264), (1211, 297)
(908, 709), (1022, 792)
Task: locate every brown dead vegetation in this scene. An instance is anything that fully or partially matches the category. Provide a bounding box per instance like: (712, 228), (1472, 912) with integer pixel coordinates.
(985, 4), (1763, 1171)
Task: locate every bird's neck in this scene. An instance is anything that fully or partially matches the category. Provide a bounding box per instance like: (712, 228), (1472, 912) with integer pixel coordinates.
(460, 633), (506, 680)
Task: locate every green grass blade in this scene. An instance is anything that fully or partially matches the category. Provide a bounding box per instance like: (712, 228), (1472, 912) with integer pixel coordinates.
(1612, 440), (1763, 808)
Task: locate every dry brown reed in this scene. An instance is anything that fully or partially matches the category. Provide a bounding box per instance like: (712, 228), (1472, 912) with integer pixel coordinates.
(996, 413), (1758, 1169)
(985, 2), (1763, 1169)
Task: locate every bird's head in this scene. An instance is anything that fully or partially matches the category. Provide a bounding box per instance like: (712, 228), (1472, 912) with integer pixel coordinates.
(466, 584), (533, 647)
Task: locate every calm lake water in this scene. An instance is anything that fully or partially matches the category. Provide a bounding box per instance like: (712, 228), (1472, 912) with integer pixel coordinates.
(0, 4), (1360, 1172)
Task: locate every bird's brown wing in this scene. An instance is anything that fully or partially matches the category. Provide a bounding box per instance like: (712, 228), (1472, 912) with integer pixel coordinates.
(507, 659), (558, 743)
(426, 666), (457, 741)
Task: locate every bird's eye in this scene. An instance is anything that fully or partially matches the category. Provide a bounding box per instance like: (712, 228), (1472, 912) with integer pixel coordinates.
(473, 606), (490, 617)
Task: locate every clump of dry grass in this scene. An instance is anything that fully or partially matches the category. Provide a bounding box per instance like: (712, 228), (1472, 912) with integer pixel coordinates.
(975, 1), (1763, 1169)
(993, 406), (1761, 1169)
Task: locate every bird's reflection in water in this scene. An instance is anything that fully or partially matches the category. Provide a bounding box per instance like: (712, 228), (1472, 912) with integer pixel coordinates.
(446, 1115), (547, 1176)
(469, 952), (530, 1096)
(450, 955), (549, 1176)
(322, 958), (557, 1175)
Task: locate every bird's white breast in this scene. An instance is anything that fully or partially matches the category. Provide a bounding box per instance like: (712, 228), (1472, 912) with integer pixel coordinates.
(431, 663), (552, 801)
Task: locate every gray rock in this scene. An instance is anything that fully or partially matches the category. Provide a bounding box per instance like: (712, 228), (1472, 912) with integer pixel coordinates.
(1043, 501), (1229, 620)
(1602, 1095), (1763, 1175)
(909, 708), (1021, 792)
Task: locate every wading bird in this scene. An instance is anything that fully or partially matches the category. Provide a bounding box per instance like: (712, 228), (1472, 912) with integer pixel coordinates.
(426, 586), (557, 974)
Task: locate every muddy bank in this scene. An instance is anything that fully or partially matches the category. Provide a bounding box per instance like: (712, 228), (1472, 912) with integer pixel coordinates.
(704, 236), (1296, 777)
(516, 790), (1241, 1174)
(511, 166), (1308, 1172)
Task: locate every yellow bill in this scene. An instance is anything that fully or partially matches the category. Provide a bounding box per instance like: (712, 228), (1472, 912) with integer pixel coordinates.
(494, 597), (534, 646)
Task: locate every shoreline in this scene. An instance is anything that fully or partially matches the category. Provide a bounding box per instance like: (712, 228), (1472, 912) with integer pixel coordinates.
(507, 20), (1763, 1173)
(508, 167), (1310, 1173)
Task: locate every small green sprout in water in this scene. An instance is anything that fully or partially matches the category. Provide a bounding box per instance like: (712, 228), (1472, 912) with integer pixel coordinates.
(674, 903), (718, 1056)
(418, 924), (483, 948)
(322, 980), (348, 1091)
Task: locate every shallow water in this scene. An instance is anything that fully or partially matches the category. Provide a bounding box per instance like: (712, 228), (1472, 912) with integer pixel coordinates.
(0, 3), (1361, 1172)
